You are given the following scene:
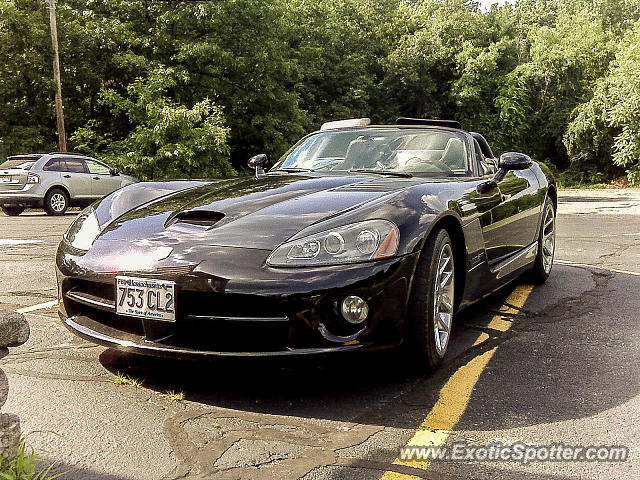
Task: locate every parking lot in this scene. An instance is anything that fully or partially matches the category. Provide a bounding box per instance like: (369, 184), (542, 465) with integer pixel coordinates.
(1, 189), (639, 479)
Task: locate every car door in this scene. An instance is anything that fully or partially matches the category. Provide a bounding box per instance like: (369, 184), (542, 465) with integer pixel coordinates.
(463, 138), (540, 264)
(85, 159), (121, 198)
(60, 157), (93, 202)
(458, 139), (509, 264)
(492, 168), (542, 260)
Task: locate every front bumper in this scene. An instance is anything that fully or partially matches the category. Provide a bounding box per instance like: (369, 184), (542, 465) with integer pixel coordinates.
(56, 241), (419, 358)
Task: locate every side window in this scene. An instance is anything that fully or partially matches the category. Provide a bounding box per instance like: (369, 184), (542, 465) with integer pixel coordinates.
(473, 139), (494, 176)
(65, 158), (87, 173)
(43, 158), (65, 172)
(86, 160), (111, 175)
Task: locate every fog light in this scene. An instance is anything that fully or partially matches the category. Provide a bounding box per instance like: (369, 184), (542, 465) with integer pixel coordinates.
(341, 295), (369, 324)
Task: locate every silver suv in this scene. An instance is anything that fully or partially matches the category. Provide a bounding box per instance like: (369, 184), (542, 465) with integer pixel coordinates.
(0, 153), (137, 216)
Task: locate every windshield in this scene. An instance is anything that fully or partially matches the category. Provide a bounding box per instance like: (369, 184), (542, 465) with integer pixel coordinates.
(272, 128), (469, 176)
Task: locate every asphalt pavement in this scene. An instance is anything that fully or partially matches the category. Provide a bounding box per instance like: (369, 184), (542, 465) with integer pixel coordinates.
(0, 189), (638, 479)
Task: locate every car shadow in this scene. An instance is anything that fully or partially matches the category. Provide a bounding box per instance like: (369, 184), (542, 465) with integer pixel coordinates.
(98, 265), (639, 434)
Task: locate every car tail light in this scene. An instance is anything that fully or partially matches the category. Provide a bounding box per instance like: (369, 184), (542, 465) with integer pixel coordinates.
(27, 173), (40, 184)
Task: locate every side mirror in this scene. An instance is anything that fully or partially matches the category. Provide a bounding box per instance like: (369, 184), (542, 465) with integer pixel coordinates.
(110, 168), (119, 176)
(248, 154), (268, 178)
(499, 152), (532, 171)
(477, 152), (532, 194)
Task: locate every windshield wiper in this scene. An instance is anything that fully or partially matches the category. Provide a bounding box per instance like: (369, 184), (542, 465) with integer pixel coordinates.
(349, 169), (413, 178)
(276, 167), (315, 173)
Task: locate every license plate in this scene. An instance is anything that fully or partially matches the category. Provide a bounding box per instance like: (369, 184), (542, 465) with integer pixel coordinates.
(116, 276), (176, 322)
(0, 176), (10, 183)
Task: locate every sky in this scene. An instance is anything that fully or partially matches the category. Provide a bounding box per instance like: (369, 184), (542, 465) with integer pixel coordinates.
(477, 0), (517, 11)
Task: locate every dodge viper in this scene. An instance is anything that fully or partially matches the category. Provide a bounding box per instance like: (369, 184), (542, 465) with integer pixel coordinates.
(56, 118), (556, 369)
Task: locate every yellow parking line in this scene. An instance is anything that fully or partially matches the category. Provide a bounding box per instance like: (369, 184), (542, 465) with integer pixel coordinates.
(16, 300), (59, 314)
(380, 284), (534, 479)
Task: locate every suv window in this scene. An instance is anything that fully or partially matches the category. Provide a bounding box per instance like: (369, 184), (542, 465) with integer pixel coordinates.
(64, 158), (87, 173)
(43, 158), (66, 172)
(86, 160), (111, 175)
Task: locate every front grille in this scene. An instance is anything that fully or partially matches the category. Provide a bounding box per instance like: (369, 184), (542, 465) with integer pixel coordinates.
(63, 278), (291, 352)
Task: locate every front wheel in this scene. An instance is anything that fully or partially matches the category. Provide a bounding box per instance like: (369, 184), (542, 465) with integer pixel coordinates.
(1, 206), (25, 216)
(528, 196), (556, 284)
(44, 188), (69, 216)
(406, 229), (455, 371)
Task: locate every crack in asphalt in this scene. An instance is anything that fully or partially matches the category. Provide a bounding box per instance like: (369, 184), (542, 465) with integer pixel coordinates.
(3, 291), (57, 299)
(0, 366), (112, 383)
(161, 407), (377, 479)
(597, 243), (634, 265)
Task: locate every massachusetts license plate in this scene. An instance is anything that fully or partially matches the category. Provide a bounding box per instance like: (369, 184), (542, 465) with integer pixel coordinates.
(116, 276), (176, 322)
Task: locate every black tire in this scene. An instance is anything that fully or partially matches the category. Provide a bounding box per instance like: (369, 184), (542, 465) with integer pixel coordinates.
(528, 196), (556, 284)
(406, 229), (456, 371)
(44, 188), (69, 216)
(1, 206), (25, 216)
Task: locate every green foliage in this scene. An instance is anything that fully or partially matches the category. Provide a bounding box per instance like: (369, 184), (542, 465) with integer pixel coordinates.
(565, 20), (640, 185)
(1, 0), (640, 184)
(0, 437), (63, 480)
(111, 372), (142, 387)
(0, 0), (57, 154)
(71, 67), (233, 180)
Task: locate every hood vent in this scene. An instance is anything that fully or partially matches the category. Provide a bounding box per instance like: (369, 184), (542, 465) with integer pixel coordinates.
(333, 181), (402, 192)
(166, 210), (225, 229)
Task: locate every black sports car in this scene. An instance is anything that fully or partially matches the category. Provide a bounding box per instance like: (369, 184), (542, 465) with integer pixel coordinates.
(56, 118), (556, 369)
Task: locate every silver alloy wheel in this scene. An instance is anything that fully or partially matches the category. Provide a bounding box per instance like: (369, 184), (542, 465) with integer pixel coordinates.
(50, 193), (66, 212)
(542, 204), (555, 274)
(433, 242), (454, 356)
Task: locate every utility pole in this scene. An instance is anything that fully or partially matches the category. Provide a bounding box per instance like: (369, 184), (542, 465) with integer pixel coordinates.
(48, 0), (66, 152)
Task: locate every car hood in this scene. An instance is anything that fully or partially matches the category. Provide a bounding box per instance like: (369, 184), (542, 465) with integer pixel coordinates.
(97, 174), (411, 250)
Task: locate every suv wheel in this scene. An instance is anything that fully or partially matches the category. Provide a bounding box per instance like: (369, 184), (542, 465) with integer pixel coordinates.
(1, 206), (25, 216)
(44, 188), (69, 216)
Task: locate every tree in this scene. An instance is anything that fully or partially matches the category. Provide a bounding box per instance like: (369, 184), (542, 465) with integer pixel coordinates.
(565, 21), (640, 185)
(72, 66), (233, 180)
(0, 0), (56, 154)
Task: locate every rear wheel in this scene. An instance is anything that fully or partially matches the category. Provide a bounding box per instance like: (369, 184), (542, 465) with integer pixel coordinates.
(44, 188), (69, 216)
(1, 206), (25, 216)
(528, 196), (556, 284)
(406, 229), (455, 371)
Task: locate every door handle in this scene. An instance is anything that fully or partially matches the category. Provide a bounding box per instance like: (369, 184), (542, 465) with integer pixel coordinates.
(63, 175), (71, 178)
(93, 176), (100, 180)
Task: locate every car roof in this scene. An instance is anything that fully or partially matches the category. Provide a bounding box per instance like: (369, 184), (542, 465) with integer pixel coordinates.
(47, 152), (89, 157)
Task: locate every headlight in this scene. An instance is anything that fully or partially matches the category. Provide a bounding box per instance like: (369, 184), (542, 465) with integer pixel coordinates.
(267, 219), (399, 267)
(64, 207), (101, 251)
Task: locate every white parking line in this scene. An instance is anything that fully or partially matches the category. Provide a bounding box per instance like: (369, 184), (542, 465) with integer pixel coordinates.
(0, 239), (44, 246)
(555, 259), (640, 277)
(16, 300), (59, 314)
